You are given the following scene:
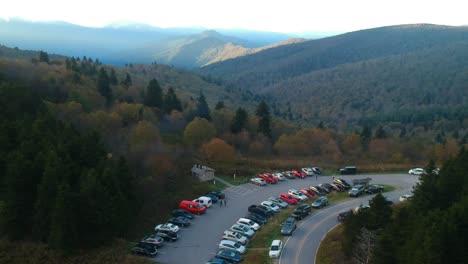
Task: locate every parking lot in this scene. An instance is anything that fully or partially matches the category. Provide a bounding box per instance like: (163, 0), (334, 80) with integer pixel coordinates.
(153, 173), (417, 264)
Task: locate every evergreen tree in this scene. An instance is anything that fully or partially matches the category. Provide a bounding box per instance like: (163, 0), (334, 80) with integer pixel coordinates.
(374, 125), (387, 138)
(215, 101), (225, 110)
(163, 87), (182, 114)
(65, 58), (71, 70)
(39, 51), (49, 63)
(144, 78), (163, 108)
(48, 182), (76, 252)
(97, 68), (112, 105)
(360, 125), (372, 149)
(256, 101), (272, 138)
(122, 72), (132, 86)
(317, 121), (324, 129)
(109, 68), (118, 85)
(195, 92), (211, 120)
(231, 107), (248, 134)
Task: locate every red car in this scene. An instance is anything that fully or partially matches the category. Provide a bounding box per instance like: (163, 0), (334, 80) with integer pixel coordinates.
(279, 193), (298, 204)
(291, 170), (306, 179)
(300, 189), (316, 198)
(258, 173), (278, 184)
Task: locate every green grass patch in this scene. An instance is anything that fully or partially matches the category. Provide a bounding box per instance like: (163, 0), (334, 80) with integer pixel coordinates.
(316, 224), (351, 264)
(382, 184), (396, 192)
(216, 175), (251, 185)
(327, 191), (352, 205)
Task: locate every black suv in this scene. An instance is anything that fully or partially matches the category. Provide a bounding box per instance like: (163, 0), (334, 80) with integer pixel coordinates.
(366, 185), (384, 194)
(292, 204), (311, 220)
(248, 205), (273, 218)
(131, 242), (158, 257)
(339, 166), (357, 175)
(281, 217), (297, 235)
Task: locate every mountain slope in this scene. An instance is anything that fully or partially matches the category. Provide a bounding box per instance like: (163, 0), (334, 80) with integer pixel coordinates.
(201, 24), (468, 90)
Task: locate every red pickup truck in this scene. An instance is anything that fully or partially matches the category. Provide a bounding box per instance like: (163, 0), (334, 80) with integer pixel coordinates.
(258, 173), (278, 184)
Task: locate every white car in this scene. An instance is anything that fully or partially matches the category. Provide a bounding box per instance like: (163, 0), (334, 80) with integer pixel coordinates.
(301, 167), (314, 176)
(237, 218), (260, 230)
(250, 177), (267, 186)
(269, 239), (283, 258)
(193, 196), (212, 208)
(272, 172), (286, 181)
(268, 196), (289, 208)
(260, 201), (281, 212)
(231, 223), (255, 238)
(399, 194), (413, 202)
(141, 235), (164, 248)
(288, 189), (308, 201)
(408, 168), (425, 175)
(223, 230), (249, 245)
(219, 239), (247, 254)
(154, 223), (180, 233)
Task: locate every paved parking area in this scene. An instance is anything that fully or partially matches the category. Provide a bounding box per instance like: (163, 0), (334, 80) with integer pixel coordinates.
(153, 173), (416, 264)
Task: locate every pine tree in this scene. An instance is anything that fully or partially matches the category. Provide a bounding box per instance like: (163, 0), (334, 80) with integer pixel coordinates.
(256, 101), (272, 138)
(163, 87), (182, 114)
(122, 72), (132, 86)
(144, 78), (163, 108)
(215, 101), (225, 110)
(39, 51), (49, 63)
(360, 125), (371, 149)
(374, 125), (387, 139)
(109, 68), (118, 85)
(97, 68), (112, 105)
(231, 107), (248, 134)
(49, 182), (76, 252)
(195, 92), (211, 120)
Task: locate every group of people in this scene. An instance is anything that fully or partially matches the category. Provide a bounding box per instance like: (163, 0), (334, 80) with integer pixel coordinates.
(219, 197), (227, 207)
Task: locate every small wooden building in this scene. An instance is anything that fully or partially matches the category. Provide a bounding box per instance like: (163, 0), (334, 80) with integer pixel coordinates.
(191, 164), (215, 182)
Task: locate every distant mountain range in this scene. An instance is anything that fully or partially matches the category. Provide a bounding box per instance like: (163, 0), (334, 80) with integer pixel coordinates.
(0, 19), (314, 67)
(201, 24), (468, 129)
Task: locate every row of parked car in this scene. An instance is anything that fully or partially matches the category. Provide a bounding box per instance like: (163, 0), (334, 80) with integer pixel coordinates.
(131, 191), (226, 258)
(250, 167), (322, 185)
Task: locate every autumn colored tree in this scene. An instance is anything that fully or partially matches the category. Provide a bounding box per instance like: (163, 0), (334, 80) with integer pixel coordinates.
(183, 117), (216, 146)
(200, 138), (235, 163)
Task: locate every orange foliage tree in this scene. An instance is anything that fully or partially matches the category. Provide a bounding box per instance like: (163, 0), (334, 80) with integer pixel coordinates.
(200, 138), (236, 163)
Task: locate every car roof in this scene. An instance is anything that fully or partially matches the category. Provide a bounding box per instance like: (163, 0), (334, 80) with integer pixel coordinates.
(272, 240), (281, 246)
(220, 240), (237, 245)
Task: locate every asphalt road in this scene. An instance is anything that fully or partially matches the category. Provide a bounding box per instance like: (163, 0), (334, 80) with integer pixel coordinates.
(278, 174), (419, 264)
(154, 173), (418, 264)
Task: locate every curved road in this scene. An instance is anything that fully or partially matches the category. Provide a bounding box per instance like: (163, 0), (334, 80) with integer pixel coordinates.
(154, 174), (417, 264)
(279, 174), (419, 264)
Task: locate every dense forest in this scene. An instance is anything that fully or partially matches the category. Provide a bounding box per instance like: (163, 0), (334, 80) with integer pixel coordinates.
(342, 149), (468, 264)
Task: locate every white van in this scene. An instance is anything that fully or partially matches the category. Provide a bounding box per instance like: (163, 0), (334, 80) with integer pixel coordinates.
(193, 196), (212, 208)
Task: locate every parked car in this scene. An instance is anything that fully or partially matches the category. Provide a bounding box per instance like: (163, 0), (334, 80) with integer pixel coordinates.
(280, 217), (297, 235)
(288, 189), (308, 201)
(172, 209), (194, 219)
(312, 167), (322, 175)
(385, 197), (394, 205)
(282, 171), (296, 179)
(337, 210), (352, 222)
(348, 184), (365, 197)
(319, 183), (334, 193)
(272, 172), (286, 181)
(248, 205), (272, 218)
(399, 194), (413, 202)
(258, 173), (278, 184)
(257, 204), (276, 216)
(309, 185), (326, 196)
(409, 168), (425, 175)
(333, 178), (352, 189)
(246, 213), (267, 225)
(222, 230), (249, 245)
(216, 248), (243, 264)
(204, 193), (219, 203)
(292, 204), (311, 220)
(301, 167), (314, 176)
(141, 235), (164, 248)
(269, 240), (283, 258)
(250, 177), (267, 186)
(206, 258), (231, 264)
(316, 184), (331, 194)
(261, 201), (281, 212)
(292, 170), (307, 179)
(168, 216), (191, 227)
(279, 193), (298, 204)
(219, 240), (246, 254)
(155, 230), (179, 242)
(193, 196), (213, 208)
(365, 185), (384, 194)
(339, 166), (357, 175)
(353, 205), (371, 214)
(131, 242), (158, 257)
(207, 190), (226, 199)
(300, 188), (316, 198)
(230, 223), (255, 238)
(268, 197), (289, 208)
(312, 196), (329, 208)
(155, 223), (180, 233)
(330, 183), (345, 192)
(237, 217), (260, 230)
(179, 200), (207, 214)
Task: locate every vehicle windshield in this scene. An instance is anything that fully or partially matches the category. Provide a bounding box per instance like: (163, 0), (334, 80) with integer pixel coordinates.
(271, 245), (279, 250)
(234, 242), (241, 248)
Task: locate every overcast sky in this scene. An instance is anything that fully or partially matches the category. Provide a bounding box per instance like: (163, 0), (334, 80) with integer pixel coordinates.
(1, 0), (467, 33)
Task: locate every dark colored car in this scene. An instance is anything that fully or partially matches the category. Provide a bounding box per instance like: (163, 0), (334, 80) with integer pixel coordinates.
(337, 210), (352, 222)
(312, 196), (329, 208)
(248, 205), (273, 218)
(131, 242), (158, 257)
(168, 216), (191, 227)
(246, 213), (267, 225)
(292, 204), (311, 220)
(281, 217), (297, 235)
(309, 186), (326, 196)
(339, 166), (357, 175)
(348, 184), (365, 197)
(208, 190), (226, 199)
(320, 183), (334, 192)
(366, 185), (384, 194)
(204, 193), (219, 203)
(333, 178), (352, 189)
(282, 171), (296, 179)
(206, 258), (232, 264)
(172, 209), (195, 220)
(216, 249), (243, 264)
(155, 230), (179, 242)
(312, 167), (322, 174)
